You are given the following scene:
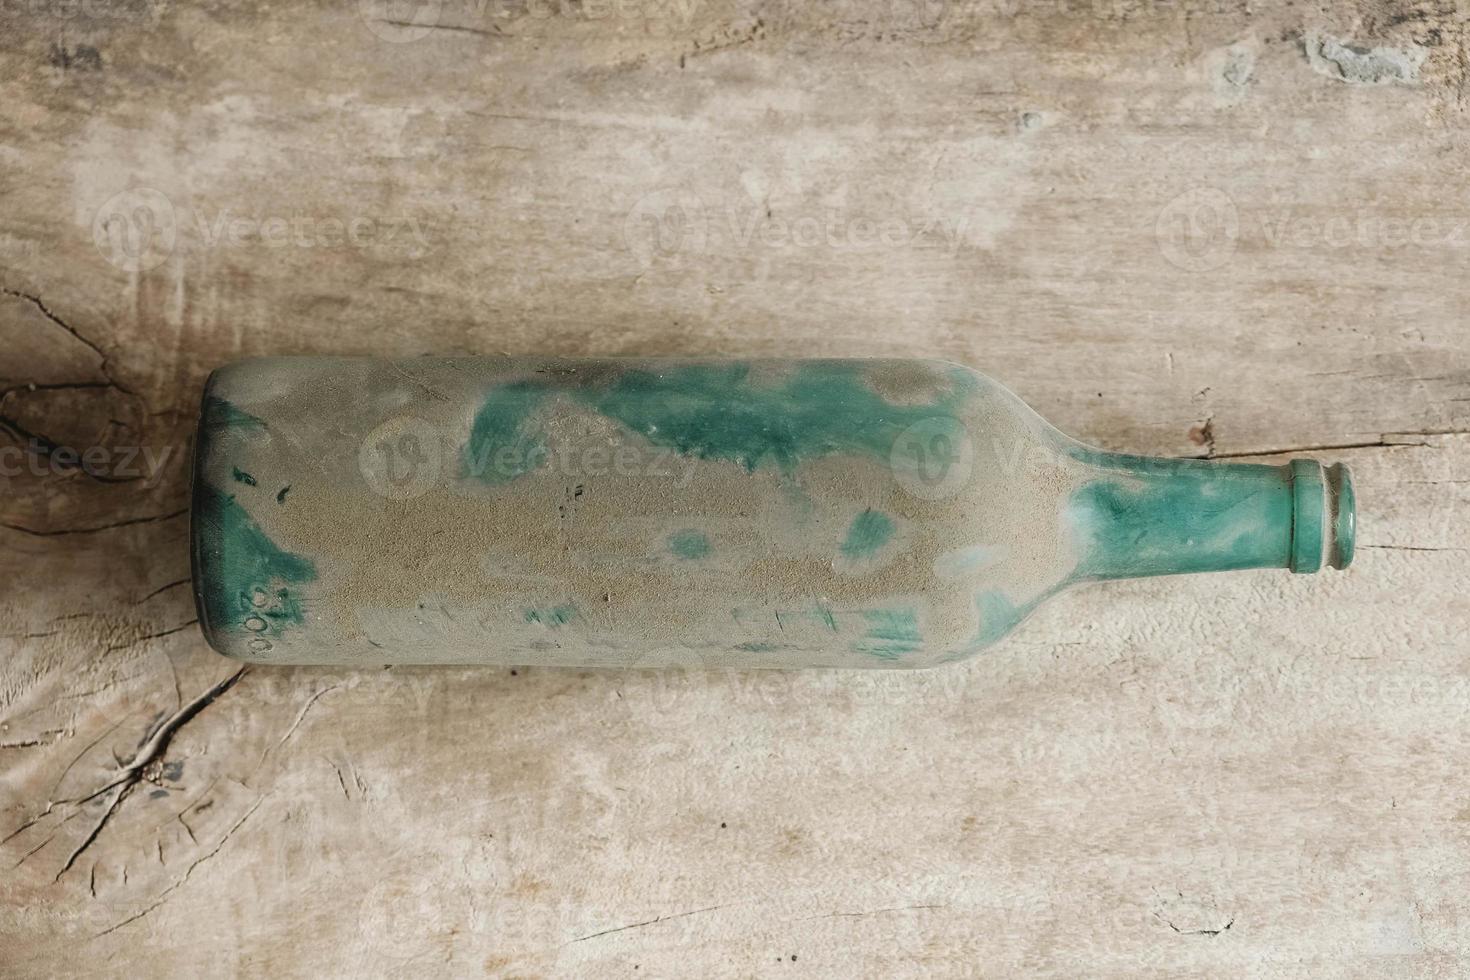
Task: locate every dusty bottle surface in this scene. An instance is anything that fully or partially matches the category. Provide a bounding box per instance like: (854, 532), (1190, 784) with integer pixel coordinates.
(191, 357), (1355, 668)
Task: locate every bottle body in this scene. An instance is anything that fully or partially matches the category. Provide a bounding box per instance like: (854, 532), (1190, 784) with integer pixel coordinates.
(192, 356), (1352, 668)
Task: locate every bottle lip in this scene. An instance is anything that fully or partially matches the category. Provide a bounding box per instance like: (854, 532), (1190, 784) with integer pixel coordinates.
(1289, 459), (1356, 573)
(1328, 462), (1356, 569)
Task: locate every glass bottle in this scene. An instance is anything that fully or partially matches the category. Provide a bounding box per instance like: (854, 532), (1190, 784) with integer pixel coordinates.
(192, 357), (1354, 668)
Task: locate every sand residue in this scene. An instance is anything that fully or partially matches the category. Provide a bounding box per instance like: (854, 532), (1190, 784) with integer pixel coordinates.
(202, 357), (1088, 667)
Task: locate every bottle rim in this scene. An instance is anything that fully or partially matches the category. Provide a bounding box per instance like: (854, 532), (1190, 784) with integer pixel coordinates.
(1290, 459), (1355, 573)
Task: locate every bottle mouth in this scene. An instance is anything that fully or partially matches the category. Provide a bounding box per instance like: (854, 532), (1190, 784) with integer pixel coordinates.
(1289, 459), (1356, 573)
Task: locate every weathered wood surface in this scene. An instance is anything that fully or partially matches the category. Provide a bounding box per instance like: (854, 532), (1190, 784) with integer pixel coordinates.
(2, 0), (1468, 975)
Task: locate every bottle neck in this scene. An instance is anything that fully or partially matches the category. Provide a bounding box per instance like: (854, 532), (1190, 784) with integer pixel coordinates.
(1065, 451), (1355, 581)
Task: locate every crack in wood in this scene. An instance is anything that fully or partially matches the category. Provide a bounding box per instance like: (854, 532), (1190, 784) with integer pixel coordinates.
(0, 287), (110, 365)
(93, 795), (266, 937)
(38, 668), (248, 882)
(103, 619), (199, 654)
(0, 411), (144, 485)
(567, 902), (732, 943)
(1, 507), (189, 538)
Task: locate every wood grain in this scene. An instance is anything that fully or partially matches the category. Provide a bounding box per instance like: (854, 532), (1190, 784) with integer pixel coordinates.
(1, 0), (1467, 975)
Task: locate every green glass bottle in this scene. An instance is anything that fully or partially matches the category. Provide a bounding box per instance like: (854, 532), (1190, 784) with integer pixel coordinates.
(191, 357), (1354, 668)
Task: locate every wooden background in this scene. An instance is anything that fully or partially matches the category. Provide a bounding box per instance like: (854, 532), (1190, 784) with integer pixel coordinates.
(2, 0), (1468, 975)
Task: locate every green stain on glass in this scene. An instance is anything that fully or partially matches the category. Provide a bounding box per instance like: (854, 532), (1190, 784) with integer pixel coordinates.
(1067, 452), (1294, 580)
(577, 362), (974, 473)
(463, 381), (553, 483)
(944, 589), (1050, 661)
(854, 608), (921, 661)
(735, 641), (781, 652)
(194, 483), (316, 637)
(525, 604), (577, 627)
(463, 361), (976, 481)
(232, 467), (257, 487)
(839, 509), (894, 560)
(668, 529), (712, 560)
(752, 605), (839, 633)
(202, 396), (265, 434)
(1331, 463), (1355, 568)
(972, 591), (1032, 649)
